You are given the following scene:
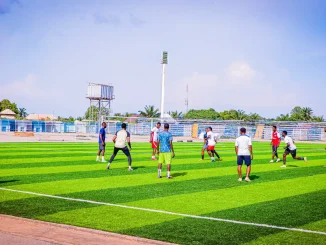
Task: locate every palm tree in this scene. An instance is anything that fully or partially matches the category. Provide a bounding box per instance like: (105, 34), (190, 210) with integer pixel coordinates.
(138, 105), (160, 118)
(18, 108), (27, 118)
(168, 111), (183, 119)
(236, 110), (247, 120)
(246, 113), (262, 121)
(312, 116), (324, 122)
(301, 107), (313, 121)
(276, 114), (290, 121)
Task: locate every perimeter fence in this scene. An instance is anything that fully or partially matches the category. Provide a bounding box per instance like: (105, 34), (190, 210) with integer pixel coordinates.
(1, 117), (325, 141)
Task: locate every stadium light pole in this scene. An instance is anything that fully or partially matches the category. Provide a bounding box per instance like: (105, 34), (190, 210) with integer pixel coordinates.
(160, 51), (168, 119)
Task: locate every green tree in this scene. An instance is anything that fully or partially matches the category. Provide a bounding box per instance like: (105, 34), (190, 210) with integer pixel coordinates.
(168, 111), (183, 119)
(246, 113), (263, 121)
(112, 113), (126, 122)
(276, 114), (290, 121)
(301, 107), (313, 121)
(219, 110), (232, 120)
(76, 116), (84, 121)
(184, 108), (219, 120)
(0, 99), (19, 114)
(312, 116), (324, 122)
(18, 108), (28, 118)
(57, 116), (75, 122)
(235, 110), (247, 120)
(84, 105), (110, 121)
(290, 106), (303, 121)
(138, 105), (160, 118)
(85, 106), (99, 121)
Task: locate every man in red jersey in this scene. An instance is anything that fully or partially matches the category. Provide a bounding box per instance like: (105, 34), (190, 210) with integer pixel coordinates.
(270, 125), (281, 163)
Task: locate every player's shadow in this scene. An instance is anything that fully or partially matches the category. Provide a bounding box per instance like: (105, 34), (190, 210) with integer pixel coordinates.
(249, 175), (259, 181)
(0, 180), (19, 184)
(132, 166), (146, 170)
(287, 165), (299, 167)
(173, 172), (188, 178)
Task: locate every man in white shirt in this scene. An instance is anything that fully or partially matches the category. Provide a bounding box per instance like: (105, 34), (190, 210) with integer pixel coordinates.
(206, 127), (221, 162)
(150, 122), (161, 160)
(107, 123), (133, 171)
(235, 127), (253, 182)
(281, 131), (307, 168)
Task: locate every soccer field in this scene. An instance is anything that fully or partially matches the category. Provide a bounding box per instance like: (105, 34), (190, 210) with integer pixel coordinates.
(0, 142), (325, 244)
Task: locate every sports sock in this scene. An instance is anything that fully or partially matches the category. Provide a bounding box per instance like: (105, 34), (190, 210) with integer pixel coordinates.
(215, 152), (220, 159)
(167, 171), (170, 177)
(102, 156), (105, 161)
(201, 155), (204, 160)
(275, 153), (278, 158)
(158, 169), (161, 177)
(96, 156), (99, 161)
(128, 156), (132, 166)
(299, 157), (304, 160)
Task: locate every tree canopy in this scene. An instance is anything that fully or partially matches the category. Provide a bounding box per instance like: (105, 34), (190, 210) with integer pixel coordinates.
(276, 106), (322, 122)
(138, 105), (160, 118)
(0, 99), (19, 114)
(183, 107), (323, 122)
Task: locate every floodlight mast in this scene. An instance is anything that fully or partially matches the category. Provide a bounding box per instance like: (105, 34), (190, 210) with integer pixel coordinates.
(160, 51), (168, 119)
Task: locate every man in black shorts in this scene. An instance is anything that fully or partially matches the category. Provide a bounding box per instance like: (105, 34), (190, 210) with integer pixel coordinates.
(107, 123), (133, 171)
(281, 131), (307, 168)
(235, 127), (253, 182)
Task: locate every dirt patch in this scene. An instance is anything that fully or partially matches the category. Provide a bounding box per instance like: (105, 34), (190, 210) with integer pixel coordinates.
(14, 132), (35, 137)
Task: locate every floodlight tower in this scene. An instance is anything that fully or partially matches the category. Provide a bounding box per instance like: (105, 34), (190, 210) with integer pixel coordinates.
(160, 51), (168, 119)
(86, 83), (115, 131)
(185, 84), (189, 113)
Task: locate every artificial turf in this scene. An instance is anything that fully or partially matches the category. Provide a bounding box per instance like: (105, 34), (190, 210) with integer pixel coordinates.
(0, 141), (325, 244)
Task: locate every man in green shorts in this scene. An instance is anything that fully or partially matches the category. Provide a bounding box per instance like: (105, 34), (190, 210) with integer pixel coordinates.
(157, 123), (175, 179)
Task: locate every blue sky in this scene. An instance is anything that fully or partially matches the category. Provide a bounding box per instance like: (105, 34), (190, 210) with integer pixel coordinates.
(0, 0), (325, 118)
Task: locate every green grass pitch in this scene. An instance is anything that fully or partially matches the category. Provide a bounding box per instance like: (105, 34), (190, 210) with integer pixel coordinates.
(0, 141), (325, 245)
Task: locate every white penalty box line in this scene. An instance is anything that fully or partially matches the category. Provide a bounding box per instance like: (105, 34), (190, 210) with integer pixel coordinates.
(0, 187), (325, 236)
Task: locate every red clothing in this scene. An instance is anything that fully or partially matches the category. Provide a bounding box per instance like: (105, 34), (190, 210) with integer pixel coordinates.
(207, 145), (215, 151)
(272, 131), (281, 146)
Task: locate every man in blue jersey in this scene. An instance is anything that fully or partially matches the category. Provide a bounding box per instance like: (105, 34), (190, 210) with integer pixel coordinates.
(157, 123), (175, 179)
(96, 122), (107, 162)
(201, 128), (209, 160)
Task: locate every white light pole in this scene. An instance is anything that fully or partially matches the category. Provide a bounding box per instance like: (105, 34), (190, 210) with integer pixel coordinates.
(160, 51), (168, 119)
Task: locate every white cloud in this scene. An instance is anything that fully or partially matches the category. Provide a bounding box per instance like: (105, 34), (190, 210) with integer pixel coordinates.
(226, 62), (257, 84)
(166, 62), (300, 116)
(0, 74), (44, 99)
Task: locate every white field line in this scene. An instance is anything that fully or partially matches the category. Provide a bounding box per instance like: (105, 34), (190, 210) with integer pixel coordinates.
(0, 187), (325, 235)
